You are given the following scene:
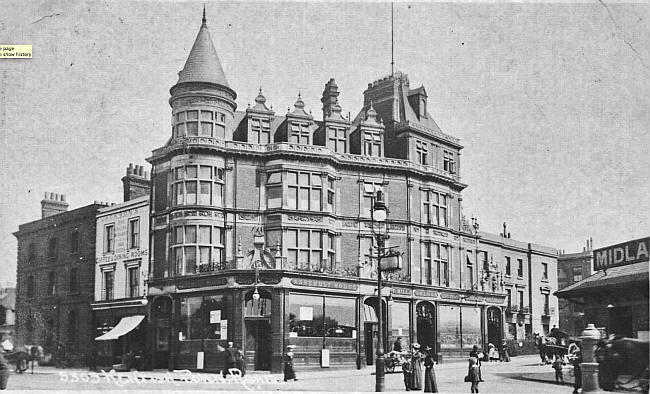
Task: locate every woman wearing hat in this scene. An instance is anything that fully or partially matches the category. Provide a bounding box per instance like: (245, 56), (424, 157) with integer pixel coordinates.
(409, 343), (424, 390)
(423, 345), (438, 393)
(283, 345), (297, 382)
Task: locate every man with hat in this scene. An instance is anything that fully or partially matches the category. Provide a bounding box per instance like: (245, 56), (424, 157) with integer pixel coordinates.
(423, 345), (438, 392)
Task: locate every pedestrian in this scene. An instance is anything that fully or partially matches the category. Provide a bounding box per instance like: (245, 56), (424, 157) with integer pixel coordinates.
(223, 341), (236, 377)
(469, 345), (484, 382)
(394, 337), (404, 353)
(552, 355), (564, 384)
(569, 348), (582, 394)
(283, 345), (297, 382)
(402, 353), (413, 391)
(488, 343), (499, 362)
(410, 343), (424, 390)
(235, 344), (246, 377)
(0, 351), (8, 390)
(499, 340), (510, 362)
(423, 346), (438, 393)
(467, 357), (480, 393)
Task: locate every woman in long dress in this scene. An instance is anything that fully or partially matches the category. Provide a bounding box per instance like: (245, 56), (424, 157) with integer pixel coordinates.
(283, 345), (297, 382)
(410, 343), (424, 390)
(423, 346), (438, 393)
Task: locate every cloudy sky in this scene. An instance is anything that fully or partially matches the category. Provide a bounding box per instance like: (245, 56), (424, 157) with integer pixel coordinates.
(1, 1), (648, 284)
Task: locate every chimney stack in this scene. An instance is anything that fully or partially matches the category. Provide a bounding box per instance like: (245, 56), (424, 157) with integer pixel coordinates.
(41, 191), (69, 218)
(321, 78), (340, 119)
(122, 163), (151, 202)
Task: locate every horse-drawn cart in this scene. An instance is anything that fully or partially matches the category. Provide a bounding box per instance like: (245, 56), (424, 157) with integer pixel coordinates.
(3, 351), (30, 373)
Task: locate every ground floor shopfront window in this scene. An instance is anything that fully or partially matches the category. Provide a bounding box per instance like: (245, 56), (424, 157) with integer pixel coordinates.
(287, 293), (357, 367)
(438, 305), (483, 349)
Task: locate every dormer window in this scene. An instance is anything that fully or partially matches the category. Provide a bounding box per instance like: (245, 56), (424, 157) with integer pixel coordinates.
(363, 132), (381, 157)
(290, 123), (310, 144)
(251, 118), (271, 144)
(327, 127), (347, 153)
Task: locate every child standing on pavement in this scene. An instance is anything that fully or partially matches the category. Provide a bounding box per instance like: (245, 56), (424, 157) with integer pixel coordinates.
(467, 357), (480, 393)
(552, 355), (564, 384)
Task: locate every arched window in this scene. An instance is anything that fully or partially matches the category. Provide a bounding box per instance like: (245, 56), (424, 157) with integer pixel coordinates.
(244, 289), (272, 317)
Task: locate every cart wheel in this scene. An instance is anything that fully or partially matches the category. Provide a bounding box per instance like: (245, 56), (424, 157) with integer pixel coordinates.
(16, 358), (28, 373)
(385, 360), (395, 373)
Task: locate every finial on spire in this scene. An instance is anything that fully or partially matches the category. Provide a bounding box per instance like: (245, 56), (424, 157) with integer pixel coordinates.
(202, 4), (207, 26)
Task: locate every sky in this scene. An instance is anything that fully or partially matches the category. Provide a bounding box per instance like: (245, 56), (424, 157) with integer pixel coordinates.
(0, 1), (648, 285)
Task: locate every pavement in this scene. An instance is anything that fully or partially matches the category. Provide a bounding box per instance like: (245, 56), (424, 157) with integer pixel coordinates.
(3, 355), (613, 392)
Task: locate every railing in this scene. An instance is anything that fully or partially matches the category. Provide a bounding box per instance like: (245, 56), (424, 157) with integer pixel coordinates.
(285, 259), (358, 278)
(191, 260), (237, 274)
(506, 305), (520, 314)
(156, 138), (461, 182)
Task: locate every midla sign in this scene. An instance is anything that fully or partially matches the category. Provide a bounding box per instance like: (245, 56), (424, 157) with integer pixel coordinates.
(593, 236), (650, 271)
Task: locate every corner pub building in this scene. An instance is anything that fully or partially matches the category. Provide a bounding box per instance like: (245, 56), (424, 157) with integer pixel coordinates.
(144, 11), (557, 373)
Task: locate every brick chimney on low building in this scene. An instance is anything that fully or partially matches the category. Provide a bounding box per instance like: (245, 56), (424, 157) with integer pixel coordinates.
(41, 192), (69, 218)
(122, 163), (151, 202)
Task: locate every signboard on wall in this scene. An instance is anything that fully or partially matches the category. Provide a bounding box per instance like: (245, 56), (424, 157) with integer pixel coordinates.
(593, 237), (649, 271)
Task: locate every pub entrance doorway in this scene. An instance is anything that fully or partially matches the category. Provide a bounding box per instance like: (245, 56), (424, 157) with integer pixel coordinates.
(245, 319), (271, 370)
(416, 301), (436, 357)
(487, 307), (502, 349)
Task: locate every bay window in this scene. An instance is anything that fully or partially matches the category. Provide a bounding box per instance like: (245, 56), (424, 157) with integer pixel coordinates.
(171, 224), (225, 275)
(172, 165), (224, 207)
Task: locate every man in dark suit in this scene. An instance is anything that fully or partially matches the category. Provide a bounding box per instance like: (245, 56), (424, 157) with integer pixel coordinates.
(223, 342), (236, 377)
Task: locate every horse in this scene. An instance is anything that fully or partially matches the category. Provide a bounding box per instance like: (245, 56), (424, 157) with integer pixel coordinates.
(596, 336), (649, 393)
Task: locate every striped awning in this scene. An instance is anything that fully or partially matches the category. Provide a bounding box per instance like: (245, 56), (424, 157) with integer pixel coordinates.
(363, 304), (378, 322)
(95, 315), (144, 341)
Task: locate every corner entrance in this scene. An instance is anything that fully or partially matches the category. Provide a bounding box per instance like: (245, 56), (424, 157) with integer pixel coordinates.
(417, 301), (436, 357)
(245, 319), (272, 370)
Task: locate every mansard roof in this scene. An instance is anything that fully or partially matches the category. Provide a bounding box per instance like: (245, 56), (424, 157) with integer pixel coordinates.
(176, 12), (230, 88)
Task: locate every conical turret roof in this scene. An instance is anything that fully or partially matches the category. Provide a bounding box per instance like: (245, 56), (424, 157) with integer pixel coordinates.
(176, 10), (230, 88)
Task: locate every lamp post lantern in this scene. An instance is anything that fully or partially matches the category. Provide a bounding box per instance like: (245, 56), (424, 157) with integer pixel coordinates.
(370, 190), (402, 392)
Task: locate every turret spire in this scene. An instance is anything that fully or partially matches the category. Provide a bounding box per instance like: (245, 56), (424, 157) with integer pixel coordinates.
(175, 8), (230, 88)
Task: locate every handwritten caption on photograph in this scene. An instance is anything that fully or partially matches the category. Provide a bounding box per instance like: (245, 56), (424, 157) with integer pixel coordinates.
(59, 368), (279, 390)
(0, 45), (32, 58)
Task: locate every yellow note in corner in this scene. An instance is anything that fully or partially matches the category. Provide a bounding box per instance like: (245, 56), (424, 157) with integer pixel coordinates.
(0, 45), (32, 58)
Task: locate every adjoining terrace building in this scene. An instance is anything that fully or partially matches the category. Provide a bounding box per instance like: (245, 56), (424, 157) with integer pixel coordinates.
(143, 12), (558, 372)
(91, 164), (151, 369)
(556, 240), (594, 337)
(13, 194), (107, 366)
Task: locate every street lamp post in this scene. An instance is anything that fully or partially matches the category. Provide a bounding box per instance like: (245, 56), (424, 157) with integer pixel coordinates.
(370, 190), (402, 392)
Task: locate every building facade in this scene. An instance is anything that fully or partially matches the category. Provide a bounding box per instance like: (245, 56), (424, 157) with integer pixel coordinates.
(556, 241), (593, 337)
(143, 13), (558, 373)
(478, 230), (559, 342)
(13, 193), (106, 366)
(556, 237), (649, 340)
(0, 284), (16, 344)
(91, 164), (150, 369)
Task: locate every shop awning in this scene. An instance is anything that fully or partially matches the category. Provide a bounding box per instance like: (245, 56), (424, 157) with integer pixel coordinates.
(95, 315), (145, 341)
(363, 304), (377, 322)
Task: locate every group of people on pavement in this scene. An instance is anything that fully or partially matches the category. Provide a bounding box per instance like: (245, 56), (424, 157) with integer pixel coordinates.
(399, 341), (438, 392)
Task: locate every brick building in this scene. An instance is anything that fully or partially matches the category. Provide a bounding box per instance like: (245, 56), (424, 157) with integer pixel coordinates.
(13, 193), (107, 366)
(91, 164), (150, 369)
(143, 11), (558, 373)
(556, 240), (593, 337)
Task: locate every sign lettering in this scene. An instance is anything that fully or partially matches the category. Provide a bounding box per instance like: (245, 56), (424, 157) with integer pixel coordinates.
(593, 237), (649, 271)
